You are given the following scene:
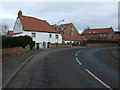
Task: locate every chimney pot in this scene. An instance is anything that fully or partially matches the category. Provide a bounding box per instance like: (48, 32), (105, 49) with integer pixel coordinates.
(18, 11), (22, 17)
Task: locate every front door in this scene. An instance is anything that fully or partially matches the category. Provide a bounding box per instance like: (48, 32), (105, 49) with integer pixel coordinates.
(36, 43), (39, 49)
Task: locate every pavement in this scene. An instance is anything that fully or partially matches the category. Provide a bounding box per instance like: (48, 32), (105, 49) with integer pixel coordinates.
(2, 47), (119, 89)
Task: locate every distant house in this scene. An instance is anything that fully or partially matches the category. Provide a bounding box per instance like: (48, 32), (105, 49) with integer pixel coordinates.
(115, 31), (120, 37)
(81, 27), (118, 40)
(51, 23), (87, 45)
(13, 11), (62, 49)
(5, 30), (20, 37)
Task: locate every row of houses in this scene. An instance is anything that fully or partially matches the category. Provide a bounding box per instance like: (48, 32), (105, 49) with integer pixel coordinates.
(5, 11), (120, 49)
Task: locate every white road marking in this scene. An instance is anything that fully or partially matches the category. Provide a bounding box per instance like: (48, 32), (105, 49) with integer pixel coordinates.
(76, 57), (82, 65)
(76, 53), (78, 56)
(85, 69), (113, 90)
(78, 50), (81, 54)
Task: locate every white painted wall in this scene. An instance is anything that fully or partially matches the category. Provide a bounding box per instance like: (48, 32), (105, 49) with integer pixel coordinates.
(14, 31), (62, 48)
(13, 18), (23, 33)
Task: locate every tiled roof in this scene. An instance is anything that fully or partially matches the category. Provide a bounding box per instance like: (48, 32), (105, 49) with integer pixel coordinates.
(5, 30), (20, 37)
(20, 15), (57, 33)
(63, 34), (87, 41)
(81, 28), (114, 34)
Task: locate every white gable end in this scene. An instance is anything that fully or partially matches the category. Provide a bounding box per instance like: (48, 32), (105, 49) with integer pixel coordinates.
(13, 18), (23, 33)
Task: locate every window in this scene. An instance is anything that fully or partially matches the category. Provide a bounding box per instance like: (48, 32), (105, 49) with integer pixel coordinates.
(71, 27), (74, 31)
(93, 31), (96, 33)
(61, 26), (64, 30)
(70, 32), (73, 36)
(49, 34), (52, 38)
(31, 33), (36, 37)
(56, 34), (59, 39)
(100, 34), (103, 37)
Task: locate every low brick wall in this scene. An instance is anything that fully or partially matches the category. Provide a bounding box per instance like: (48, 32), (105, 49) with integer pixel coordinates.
(2, 47), (30, 59)
(49, 43), (72, 48)
(87, 43), (119, 47)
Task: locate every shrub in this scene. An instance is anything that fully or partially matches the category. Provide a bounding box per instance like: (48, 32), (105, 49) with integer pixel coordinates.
(2, 35), (34, 49)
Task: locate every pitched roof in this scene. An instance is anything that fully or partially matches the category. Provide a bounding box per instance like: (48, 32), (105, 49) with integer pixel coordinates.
(5, 30), (20, 37)
(18, 11), (57, 33)
(81, 28), (114, 34)
(63, 34), (87, 41)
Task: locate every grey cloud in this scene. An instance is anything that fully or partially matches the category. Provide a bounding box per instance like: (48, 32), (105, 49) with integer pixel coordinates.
(0, 2), (118, 32)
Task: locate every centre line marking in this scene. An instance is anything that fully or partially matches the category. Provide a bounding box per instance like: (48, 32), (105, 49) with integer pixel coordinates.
(76, 53), (78, 56)
(78, 50), (81, 53)
(85, 69), (113, 90)
(76, 57), (82, 65)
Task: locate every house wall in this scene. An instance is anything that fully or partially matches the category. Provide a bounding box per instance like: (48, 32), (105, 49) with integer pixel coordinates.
(13, 18), (23, 33)
(64, 24), (80, 36)
(14, 31), (62, 48)
(107, 29), (117, 39)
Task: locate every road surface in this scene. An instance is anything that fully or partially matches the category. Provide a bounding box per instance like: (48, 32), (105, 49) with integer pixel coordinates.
(3, 47), (119, 89)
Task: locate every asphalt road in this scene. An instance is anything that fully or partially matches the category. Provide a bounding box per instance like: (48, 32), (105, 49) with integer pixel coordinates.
(3, 47), (119, 89)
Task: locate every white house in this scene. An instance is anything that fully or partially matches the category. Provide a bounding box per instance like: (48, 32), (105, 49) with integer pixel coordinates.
(13, 11), (62, 49)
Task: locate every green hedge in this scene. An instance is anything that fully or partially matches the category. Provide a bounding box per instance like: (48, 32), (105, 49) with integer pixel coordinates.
(2, 35), (35, 49)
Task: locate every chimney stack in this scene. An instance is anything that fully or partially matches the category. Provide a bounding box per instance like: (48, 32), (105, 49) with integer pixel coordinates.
(18, 11), (22, 17)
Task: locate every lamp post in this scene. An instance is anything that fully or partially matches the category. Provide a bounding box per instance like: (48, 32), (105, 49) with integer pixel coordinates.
(57, 20), (64, 26)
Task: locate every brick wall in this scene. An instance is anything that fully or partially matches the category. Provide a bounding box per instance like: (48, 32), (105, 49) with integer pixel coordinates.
(49, 43), (72, 48)
(2, 47), (30, 59)
(87, 43), (119, 47)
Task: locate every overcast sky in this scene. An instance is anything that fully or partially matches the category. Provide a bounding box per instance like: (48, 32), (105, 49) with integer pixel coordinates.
(0, 2), (119, 33)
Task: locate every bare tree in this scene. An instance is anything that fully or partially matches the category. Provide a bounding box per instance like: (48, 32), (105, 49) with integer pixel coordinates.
(0, 24), (9, 35)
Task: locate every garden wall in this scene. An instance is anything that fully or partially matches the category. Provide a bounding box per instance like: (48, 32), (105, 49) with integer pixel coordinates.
(2, 47), (30, 59)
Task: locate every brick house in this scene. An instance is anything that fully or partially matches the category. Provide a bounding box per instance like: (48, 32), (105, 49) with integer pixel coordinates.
(51, 23), (87, 45)
(81, 27), (118, 40)
(115, 31), (120, 39)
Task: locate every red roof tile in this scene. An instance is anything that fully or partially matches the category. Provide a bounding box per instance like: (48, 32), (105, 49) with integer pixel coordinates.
(20, 15), (57, 33)
(63, 34), (87, 41)
(82, 28), (114, 34)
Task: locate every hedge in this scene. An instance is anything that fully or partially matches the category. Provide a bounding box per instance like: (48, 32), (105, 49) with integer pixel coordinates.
(2, 35), (35, 49)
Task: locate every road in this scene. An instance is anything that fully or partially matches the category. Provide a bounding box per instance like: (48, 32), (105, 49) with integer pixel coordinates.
(3, 47), (119, 89)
